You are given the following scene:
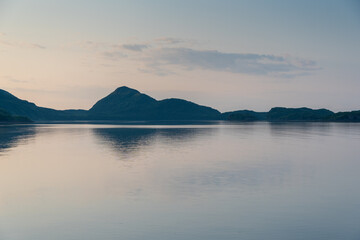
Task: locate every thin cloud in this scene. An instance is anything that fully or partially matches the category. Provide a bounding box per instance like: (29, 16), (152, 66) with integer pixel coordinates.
(145, 48), (318, 77)
(0, 37), (46, 49)
(30, 43), (46, 49)
(2, 76), (28, 83)
(154, 37), (197, 47)
(97, 38), (318, 77)
(122, 44), (149, 52)
(137, 66), (176, 76)
(155, 37), (185, 45)
(79, 40), (110, 50)
(103, 51), (127, 60)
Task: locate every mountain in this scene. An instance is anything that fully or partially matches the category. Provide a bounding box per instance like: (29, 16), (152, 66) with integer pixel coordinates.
(156, 98), (220, 120)
(1, 87), (359, 122)
(327, 110), (360, 122)
(0, 109), (32, 123)
(89, 86), (221, 120)
(88, 87), (158, 120)
(0, 87), (220, 121)
(0, 89), (56, 120)
(267, 107), (334, 121)
(0, 89), (86, 121)
(223, 107), (338, 122)
(221, 110), (267, 121)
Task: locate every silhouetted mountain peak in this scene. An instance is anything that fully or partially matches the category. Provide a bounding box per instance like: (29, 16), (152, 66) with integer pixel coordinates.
(89, 86), (157, 118)
(113, 86), (140, 95)
(88, 87), (220, 120)
(104, 86), (153, 102)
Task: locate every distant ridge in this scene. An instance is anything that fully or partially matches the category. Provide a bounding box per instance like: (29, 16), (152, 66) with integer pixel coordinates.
(0, 86), (220, 121)
(0, 86), (359, 122)
(88, 86), (220, 120)
(222, 107), (359, 122)
(0, 89), (86, 121)
(267, 107), (334, 121)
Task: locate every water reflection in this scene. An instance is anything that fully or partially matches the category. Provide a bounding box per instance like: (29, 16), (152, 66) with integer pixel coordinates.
(93, 125), (295, 198)
(0, 125), (35, 154)
(92, 127), (214, 157)
(174, 161), (292, 190)
(269, 122), (333, 138)
(1, 123), (359, 240)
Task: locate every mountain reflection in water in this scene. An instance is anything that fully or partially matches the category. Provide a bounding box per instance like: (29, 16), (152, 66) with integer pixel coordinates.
(92, 127), (215, 157)
(0, 123), (359, 240)
(0, 125), (35, 154)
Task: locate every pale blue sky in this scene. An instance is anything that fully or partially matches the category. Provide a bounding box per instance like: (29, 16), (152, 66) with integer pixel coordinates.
(0, 0), (359, 111)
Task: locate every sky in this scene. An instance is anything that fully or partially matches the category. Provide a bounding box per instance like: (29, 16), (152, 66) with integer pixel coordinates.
(0, 0), (359, 112)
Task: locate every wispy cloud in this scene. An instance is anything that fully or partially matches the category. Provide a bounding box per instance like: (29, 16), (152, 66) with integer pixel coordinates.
(103, 51), (127, 60)
(79, 40), (109, 50)
(2, 76), (28, 83)
(30, 43), (46, 49)
(122, 44), (149, 52)
(0, 34), (46, 49)
(143, 48), (318, 77)
(89, 37), (318, 77)
(155, 37), (186, 45)
(0, 39), (46, 49)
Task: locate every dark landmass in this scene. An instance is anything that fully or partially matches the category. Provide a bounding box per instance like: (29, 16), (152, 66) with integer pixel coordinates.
(0, 89), (86, 121)
(223, 107), (360, 122)
(327, 110), (360, 122)
(221, 110), (267, 121)
(0, 87), (359, 122)
(0, 109), (32, 123)
(88, 87), (220, 120)
(267, 107), (334, 121)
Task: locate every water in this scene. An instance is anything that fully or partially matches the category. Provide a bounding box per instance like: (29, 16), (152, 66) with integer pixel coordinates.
(0, 122), (359, 240)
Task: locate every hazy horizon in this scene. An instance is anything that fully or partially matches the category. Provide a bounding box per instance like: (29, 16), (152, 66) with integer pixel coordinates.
(1, 0), (359, 112)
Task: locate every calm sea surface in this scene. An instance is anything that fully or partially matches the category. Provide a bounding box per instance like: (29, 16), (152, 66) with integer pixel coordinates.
(0, 122), (359, 240)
